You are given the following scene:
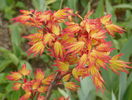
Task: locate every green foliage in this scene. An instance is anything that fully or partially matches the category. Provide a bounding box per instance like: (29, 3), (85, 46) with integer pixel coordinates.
(32, 0), (47, 11)
(0, 0), (26, 20)
(78, 77), (96, 100)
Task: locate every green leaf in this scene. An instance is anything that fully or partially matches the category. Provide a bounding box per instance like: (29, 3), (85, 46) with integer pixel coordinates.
(58, 88), (69, 98)
(78, 77), (96, 100)
(112, 91), (116, 100)
(0, 60), (12, 72)
(0, 47), (11, 53)
(123, 82), (132, 100)
(105, 0), (117, 22)
(50, 0), (61, 10)
(50, 90), (62, 100)
(46, 0), (56, 5)
(9, 23), (22, 58)
(15, 1), (26, 8)
(40, 54), (50, 63)
(0, 93), (5, 100)
(102, 68), (119, 91)
(96, 91), (109, 100)
(10, 91), (21, 100)
(66, 0), (79, 11)
(5, 83), (13, 93)
(0, 47), (19, 65)
(82, 1), (91, 17)
(118, 36), (132, 100)
(32, 0), (46, 11)
(8, 53), (19, 65)
(4, 5), (15, 19)
(114, 4), (132, 9)
(93, 0), (104, 18)
(0, 73), (8, 83)
(0, 0), (7, 10)
(120, 36), (132, 61)
(127, 72), (132, 86)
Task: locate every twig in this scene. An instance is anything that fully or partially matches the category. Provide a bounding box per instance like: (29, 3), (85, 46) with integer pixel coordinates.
(45, 72), (60, 100)
(45, 71), (72, 100)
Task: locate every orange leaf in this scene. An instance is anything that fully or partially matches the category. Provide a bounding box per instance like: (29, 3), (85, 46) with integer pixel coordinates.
(90, 29), (106, 40)
(19, 64), (30, 76)
(100, 14), (112, 25)
(37, 96), (45, 100)
(20, 91), (31, 100)
(62, 74), (71, 82)
(32, 81), (41, 90)
(95, 42), (113, 52)
(37, 86), (48, 93)
(56, 61), (69, 73)
(42, 74), (54, 85)
(53, 8), (73, 20)
(35, 69), (44, 80)
(39, 10), (52, 22)
(13, 82), (22, 90)
(43, 33), (55, 45)
(72, 68), (86, 80)
(63, 23), (81, 34)
(109, 54), (131, 74)
(105, 24), (125, 36)
(27, 41), (45, 56)
(78, 53), (88, 68)
(64, 82), (79, 91)
(7, 72), (22, 81)
(51, 24), (61, 35)
(65, 41), (85, 54)
(20, 10), (34, 15)
(24, 33), (43, 45)
(54, 41), (64, 58)
(87, 65), (100, 76)
(92, 75), (104, 91)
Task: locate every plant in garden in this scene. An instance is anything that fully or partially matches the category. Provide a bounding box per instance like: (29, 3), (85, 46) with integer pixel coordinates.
(7, 8), (131, 100)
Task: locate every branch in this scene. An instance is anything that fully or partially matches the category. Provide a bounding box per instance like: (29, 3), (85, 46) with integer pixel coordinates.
(45, 72), (60, 100)
(45, 71), (72, 100)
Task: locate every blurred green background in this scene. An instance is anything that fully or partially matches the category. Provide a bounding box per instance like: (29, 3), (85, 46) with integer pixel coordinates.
(0, 0), (132, 100)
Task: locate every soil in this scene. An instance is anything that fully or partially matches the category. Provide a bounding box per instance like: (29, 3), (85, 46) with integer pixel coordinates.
(0, 13), (11, 50)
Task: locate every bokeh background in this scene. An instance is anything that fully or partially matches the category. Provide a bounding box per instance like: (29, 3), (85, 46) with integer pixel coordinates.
(0, 0), (132, 100)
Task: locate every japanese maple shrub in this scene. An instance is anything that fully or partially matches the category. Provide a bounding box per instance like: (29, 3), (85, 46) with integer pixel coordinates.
(7, 8), (131, 100)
